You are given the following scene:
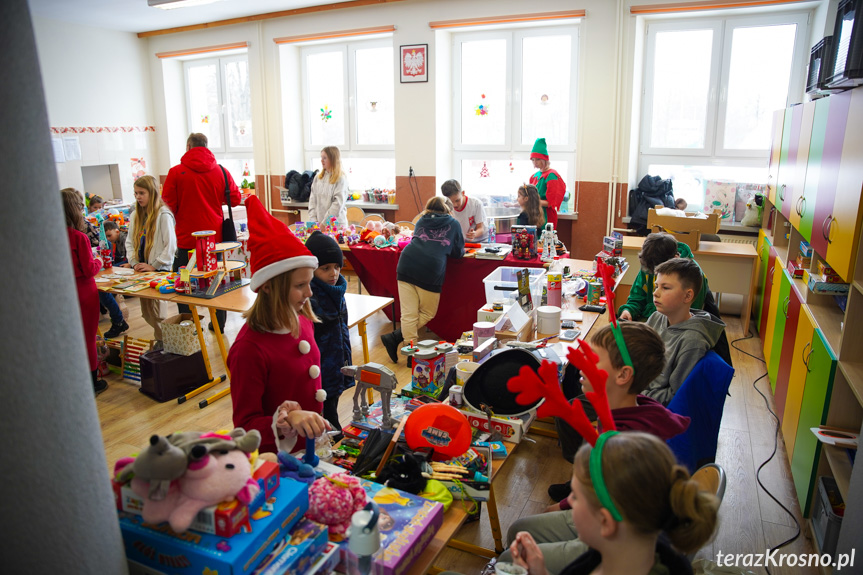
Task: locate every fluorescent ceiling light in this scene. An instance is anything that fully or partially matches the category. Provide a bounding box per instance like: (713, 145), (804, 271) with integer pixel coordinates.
(148, 0), (226, 10)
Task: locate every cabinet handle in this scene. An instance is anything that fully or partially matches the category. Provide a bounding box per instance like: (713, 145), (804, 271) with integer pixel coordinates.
(799, 197), (806, 217)
(802, 341), (811, 370)
(779, 184), (786, 201)
(783, 296), (790, 318)
(828, 217), (837, 244)
(805, 344), (814, 373)
(822, 215), (833, 241)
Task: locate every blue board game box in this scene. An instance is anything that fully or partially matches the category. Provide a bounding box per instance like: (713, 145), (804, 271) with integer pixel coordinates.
(253, 518), (328, 575)
(121, 479), (308, 575)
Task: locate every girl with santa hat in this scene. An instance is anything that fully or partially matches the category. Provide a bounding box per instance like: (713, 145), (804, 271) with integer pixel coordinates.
(228, 196), (330, 455)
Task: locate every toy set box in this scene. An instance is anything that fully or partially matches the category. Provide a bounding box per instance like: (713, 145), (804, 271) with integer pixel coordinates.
(308, 542), (340, 574)
(805, 269), (850, 294)
(161, 314), (203, 356)
(337, 480), (444, 575)
(253, 518), (328, 575)
(459, 408), (536, 443)
(120, 479), (308, 575)
(786, 258), (805, 279)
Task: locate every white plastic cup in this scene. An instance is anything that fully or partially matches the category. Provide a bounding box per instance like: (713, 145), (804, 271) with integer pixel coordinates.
(536, 305), (562, 335)
(455, 361), (480, 387)
(473, 321), (496, 347)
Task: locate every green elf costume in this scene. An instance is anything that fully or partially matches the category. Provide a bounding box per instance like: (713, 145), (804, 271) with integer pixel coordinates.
(529, 137), (566, 228)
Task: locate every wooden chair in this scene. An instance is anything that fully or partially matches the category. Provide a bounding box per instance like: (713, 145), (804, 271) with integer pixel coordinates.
(687, 463), (726, 560)
(395, 220), (415, 231)
(361, 214), (384, 226)
(411, 213), (423, 224)
(346, 206), (365, 226)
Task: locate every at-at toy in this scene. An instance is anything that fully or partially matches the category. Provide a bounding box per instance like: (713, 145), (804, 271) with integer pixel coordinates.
(341, 362), (399, 429)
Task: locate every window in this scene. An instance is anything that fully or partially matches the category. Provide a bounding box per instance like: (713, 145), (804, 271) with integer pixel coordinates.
(184, 54), (254, 182)
(300, 39), (395, 190)
(639, 12), (809, 209)
(452, 25), (579, 205)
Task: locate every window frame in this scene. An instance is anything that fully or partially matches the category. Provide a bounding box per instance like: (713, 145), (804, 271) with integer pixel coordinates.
(450, 24), (579, 190)
(183, 52), (254, 158)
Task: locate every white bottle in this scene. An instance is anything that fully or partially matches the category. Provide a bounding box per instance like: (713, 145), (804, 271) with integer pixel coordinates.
(547, 256), (563, 308)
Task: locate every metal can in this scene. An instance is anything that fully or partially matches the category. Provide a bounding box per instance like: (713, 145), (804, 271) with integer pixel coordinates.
(587, 281), (603, 305)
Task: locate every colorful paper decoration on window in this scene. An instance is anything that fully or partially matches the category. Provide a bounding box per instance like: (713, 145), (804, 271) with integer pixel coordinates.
(243, 162), (250, 177)
(479, 162), (490, 178)
(320, 106), (332, 122)
(200, 115), (210, 124)
(541, 94), (549, 105)
(475, 94), (488, 116)
(370, 101), (378, 112)
(509, 161), (514, 173)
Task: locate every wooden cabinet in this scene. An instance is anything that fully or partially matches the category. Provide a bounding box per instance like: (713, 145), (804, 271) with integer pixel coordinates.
(776, 106), (803, 220)
(767, 270), (793, 391)
(767, 109), (784, 205)
(774, 280), (803, 402)
(788, 102), (815, 232)
(797, 98), (829, 243)
(780, 306), (816, 456)
(762, 262), (784, 367)
(790, 329), (837, 517)
(755, 231), (773, 334)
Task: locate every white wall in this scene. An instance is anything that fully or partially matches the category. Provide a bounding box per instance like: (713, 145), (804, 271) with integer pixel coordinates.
(32, 15), (156, 200)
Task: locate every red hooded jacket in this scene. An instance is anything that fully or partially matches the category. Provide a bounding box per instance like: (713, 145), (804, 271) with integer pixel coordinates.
(162, 146), (241, 249)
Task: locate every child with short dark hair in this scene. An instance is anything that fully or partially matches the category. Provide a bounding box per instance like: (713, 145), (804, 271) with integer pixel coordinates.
(103, 221), (127, 265)
(304, 231), (353, 435)
(644, 257), (726, 405)
(100, 220), (129, 338)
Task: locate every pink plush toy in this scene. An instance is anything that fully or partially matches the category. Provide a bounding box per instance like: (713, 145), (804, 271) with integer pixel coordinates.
(304, 473), (367, 541)
(130, 448), (259, 533)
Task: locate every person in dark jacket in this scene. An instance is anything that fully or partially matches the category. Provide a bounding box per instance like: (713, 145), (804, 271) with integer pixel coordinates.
(305, 231), (353, 434)
(380, 196), (465, 362)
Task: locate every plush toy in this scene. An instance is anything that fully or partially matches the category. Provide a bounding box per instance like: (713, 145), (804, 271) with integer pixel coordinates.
(116, 435), (190, 501)
(130, 447), (259, 533)
(740, 200), (760, 227)
(305, 473), (368, 541)
(377, 454), (426, 494)
(276, 452), (320, 485)
(167, 428), (261, 458)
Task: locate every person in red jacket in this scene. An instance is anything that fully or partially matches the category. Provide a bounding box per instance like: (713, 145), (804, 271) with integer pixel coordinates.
(162, 132), (241, 331)
(528, 137), (566, 228)
(227, 196), (330, 455)
(61, 188), (108, 395)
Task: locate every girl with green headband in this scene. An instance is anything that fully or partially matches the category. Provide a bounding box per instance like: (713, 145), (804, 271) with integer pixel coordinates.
(509, 431), (719, 575)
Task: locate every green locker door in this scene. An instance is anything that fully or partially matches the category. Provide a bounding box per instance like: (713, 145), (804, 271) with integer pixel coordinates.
(755, 232), (772, 332)
(767, 270), (792, 391)
(799, 98), (829, 242)
(775, 108), (794, 215)
(790, 329), (837, 517)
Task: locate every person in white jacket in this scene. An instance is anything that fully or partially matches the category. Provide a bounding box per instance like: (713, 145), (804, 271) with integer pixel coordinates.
(308, 146), (349, 227)
(124, 175), (177, 343)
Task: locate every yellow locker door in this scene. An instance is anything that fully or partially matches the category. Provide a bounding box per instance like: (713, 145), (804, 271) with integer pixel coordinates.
(827, 86), (863, 280)
(763, 264), (784, 365)
(781, 306), (816, 458)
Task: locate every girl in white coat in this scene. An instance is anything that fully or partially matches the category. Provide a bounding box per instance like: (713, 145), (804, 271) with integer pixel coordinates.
(124, 175), (177, 343)
(308, 146), (349, 227)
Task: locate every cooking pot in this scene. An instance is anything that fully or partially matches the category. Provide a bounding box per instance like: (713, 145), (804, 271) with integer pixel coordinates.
(485, 207), (520, 234)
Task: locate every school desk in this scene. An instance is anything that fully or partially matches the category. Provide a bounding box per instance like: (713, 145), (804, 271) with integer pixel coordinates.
(619, 236), (758, 333)
(172, 286), (394, 408)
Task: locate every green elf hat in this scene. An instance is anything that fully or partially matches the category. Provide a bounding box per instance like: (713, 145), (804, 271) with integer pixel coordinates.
(530, 137), (549, 161)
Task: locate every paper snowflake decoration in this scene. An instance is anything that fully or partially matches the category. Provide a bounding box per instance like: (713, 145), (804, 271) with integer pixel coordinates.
(320, 107), (332, 122)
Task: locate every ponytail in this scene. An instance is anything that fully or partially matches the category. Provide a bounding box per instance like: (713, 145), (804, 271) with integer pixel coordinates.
(665, 466), (720, 553)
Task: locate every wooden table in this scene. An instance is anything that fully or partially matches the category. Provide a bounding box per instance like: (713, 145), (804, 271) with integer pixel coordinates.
(620, 236), (758, 333)
(172, 285), (394, 408)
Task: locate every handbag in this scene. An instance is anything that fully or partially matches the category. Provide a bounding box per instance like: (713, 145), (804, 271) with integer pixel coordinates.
(219, 165), (238, 242)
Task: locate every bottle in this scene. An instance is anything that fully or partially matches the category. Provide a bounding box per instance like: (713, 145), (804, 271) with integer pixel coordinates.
(488, 219), (496, 244)
(547, 256), (563, 308)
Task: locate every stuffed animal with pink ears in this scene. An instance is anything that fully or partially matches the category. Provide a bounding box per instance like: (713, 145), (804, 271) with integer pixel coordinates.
(304, 473), (367, 541)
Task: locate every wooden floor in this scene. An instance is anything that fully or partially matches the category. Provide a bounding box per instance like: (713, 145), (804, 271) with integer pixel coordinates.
(97, 287), (819, 575)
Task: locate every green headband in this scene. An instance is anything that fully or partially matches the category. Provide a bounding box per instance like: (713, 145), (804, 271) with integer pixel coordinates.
(610, 323), (633, 368)
(590, 431), (623, 522)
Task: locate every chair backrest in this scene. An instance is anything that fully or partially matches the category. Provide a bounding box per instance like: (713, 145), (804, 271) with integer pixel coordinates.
(691, 462), (727, 503)
(666, 351), (734, 473)
(411, 213), (423, 224)
(346, 206), (365, 225)
(395, 220), (415, 231)
(361, 214), (384, 226)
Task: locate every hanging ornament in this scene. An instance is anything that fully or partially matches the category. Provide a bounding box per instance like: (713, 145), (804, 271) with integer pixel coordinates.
(540, 94), (549, 105)
(369, 101), (378, 112)
(475, 93), (489, 116)
(479, 162), (490, 178)
(509, 161), (514, 173)
(320, 106), (332, 122)
(242, 162), (250, 177)
(200, 115), (210, 124)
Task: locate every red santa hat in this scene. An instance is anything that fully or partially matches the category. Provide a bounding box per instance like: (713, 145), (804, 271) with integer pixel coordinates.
(245, 196), (318, 292)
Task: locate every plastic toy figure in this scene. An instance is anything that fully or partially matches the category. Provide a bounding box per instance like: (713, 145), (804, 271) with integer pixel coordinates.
(540, 223), (558, 263)
(342, 362), (399, 429)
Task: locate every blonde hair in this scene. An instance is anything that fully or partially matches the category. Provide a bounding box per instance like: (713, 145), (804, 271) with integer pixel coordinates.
(132, 175), (166, 263)
(318, 146), (343, 185)
(422, 196), (452, 216)
(574, 432), (719, 554)
(243, 269), (318, 336)
(60, 188), (86, 232)
(517, 184), (544, 228)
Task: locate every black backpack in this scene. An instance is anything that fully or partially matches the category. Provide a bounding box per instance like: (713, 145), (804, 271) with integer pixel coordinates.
(628, 174), (675, 235)
(284, 170), (303, 201)
(299, 170), (318, 202)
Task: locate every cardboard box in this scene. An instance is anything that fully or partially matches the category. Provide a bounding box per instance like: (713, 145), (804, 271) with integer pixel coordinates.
(308, 542), (340, 574)
(495, 314), (535, 343)
(253, 518), (328, 575)
(460, 408), (536, 444)
(337, 480), (444, 575)
(804, 270), (850, 294)
(786, 259), (805, 278)
(120, 479), (309, 575)
(477, 303), (512, 324)
(161, 314), (203, 356)
(648, 208), (722, 251)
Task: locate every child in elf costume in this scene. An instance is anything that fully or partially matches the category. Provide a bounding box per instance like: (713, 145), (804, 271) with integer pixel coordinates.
(228, 196), (330, 455)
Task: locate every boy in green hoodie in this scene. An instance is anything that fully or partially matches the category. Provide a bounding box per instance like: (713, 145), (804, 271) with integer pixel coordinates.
(618, 232), (710, 322)
(644, 258), (726, 406)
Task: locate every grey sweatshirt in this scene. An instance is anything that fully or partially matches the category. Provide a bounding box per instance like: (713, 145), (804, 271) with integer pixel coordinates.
(644, 309), (726, 406)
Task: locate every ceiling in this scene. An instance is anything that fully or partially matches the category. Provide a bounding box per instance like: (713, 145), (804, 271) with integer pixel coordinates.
(27, 0), (358, 34)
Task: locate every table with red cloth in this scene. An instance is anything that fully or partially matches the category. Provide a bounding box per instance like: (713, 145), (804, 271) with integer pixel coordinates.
(343, 243), (546, 342)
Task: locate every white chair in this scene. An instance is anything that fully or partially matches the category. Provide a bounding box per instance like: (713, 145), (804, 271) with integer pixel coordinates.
(361, 214), (384, 226)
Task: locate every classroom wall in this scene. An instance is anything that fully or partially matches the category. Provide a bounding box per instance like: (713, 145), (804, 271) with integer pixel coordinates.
(32, 15), (157, 201)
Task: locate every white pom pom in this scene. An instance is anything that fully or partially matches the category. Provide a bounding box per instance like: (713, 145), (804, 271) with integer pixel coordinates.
(316, 389), (327, 402)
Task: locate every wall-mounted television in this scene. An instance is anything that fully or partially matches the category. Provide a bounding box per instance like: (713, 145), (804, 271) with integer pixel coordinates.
(826, 0), (863, 89)
(806, 36), (837, 98)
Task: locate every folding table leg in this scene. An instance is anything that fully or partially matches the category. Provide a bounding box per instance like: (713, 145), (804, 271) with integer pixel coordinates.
(200, 308), (232, 409)
(177, 304), (226, 404)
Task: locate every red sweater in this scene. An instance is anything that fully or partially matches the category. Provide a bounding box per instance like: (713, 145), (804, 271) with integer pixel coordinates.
(162, 146), (241, 249)
(227, 317), (323, 454)
(69, 228), (102, 370)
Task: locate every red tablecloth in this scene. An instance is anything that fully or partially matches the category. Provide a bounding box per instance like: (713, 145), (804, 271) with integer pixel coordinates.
(344, 243), (546, 341)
